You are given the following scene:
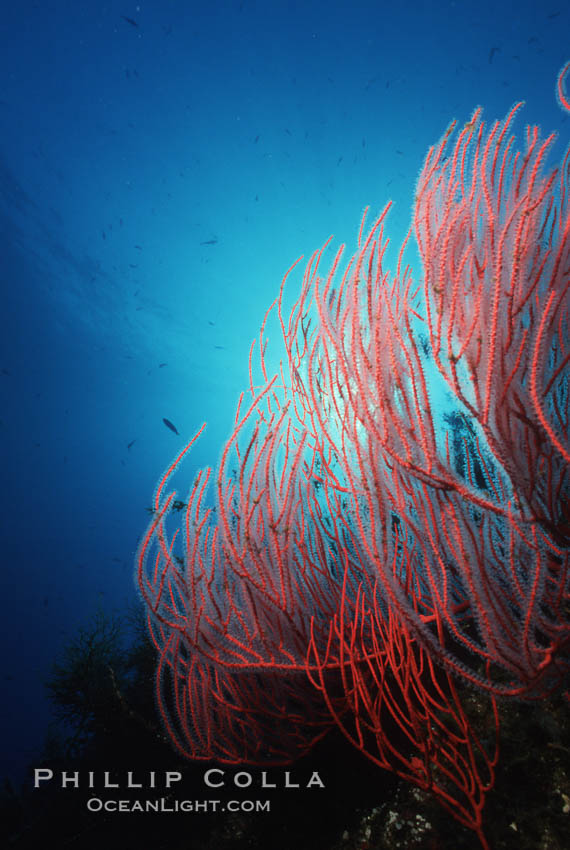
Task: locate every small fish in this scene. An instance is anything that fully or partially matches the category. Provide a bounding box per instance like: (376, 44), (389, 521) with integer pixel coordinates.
(200, 238), (218, 245)
(163, 418), (179, 435)
(121, 15), (138, 27)
(127, 439), (136, 450)
(158, 362), (167, 368)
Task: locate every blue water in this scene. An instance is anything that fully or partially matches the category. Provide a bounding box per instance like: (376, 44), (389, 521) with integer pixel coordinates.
(0, 0), (568, 786)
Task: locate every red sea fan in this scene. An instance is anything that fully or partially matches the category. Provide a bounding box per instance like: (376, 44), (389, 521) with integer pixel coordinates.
(138, 65), (570, 847)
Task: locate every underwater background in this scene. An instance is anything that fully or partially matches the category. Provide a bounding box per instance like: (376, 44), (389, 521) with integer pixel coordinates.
(1, 1), (569, 848)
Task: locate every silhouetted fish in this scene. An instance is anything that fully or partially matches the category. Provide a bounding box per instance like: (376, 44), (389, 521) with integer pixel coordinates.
(163, 418), (179, 435)
(127, 439), (136, 450)
(121, 15), (138, 27)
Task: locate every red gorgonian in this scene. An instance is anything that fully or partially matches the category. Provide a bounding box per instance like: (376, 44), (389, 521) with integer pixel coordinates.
(138, 64), (570, 848)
